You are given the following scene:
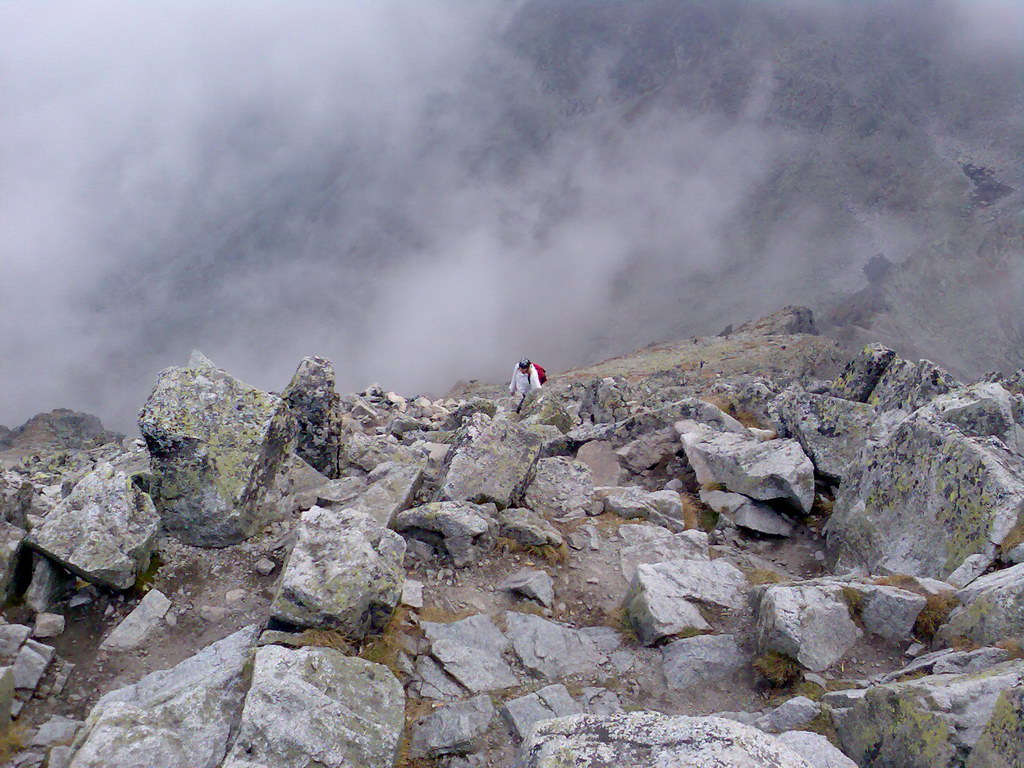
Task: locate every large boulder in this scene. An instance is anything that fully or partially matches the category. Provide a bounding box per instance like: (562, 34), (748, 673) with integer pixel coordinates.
(920, 382), (1024, 454)
(346, 461), (423, 526)
(515, 712), (815, 767)
(774, 391), (877, 483)
(392, 501), (496, 567)
(625, 560), (747, 645)
(831, 343), (898, 402)
(756, 583), (862, 672)
(437, 414), (542, 509)
(938, 563), (1024, 646)
(869, 356), (961, 412)
(224, 645), (404, 768)
(825, 412), (1024, 579)
(833, 659), (1024, 768)
(282, 356), (342, 477)
(524, 457), (597, 517)
(680, 427), (815, 513)
(67, 626), (259, 768)
(596, 487), (688, 532)
(0, 523), (24, 601)
(26, 463), (158, 590)
(271, 507), (404, 637)
(137, 354), (296, 547)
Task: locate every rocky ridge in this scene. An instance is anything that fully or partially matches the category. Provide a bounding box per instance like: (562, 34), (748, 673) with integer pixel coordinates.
(0, 306), (1022, 767)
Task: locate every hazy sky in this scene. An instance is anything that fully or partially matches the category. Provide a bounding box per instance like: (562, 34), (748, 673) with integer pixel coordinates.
(2, 0), (1021, 431)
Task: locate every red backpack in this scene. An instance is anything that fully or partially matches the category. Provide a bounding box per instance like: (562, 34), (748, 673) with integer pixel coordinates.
(532, 363), (547, 385)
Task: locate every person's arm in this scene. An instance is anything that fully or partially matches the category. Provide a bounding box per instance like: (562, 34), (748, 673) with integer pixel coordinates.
(529, 365), (542, 389)
(509, 366), (519, 395)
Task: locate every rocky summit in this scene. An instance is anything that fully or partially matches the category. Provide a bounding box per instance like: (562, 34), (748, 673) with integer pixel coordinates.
(1, 306), (1023, 768)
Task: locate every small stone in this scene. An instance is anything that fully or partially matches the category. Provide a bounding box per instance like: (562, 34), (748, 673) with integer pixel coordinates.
(254, 558), (276, 576)
(402, 580), (424, 609)
(199, 605), (228, 623)
(225, 589), (247, 605)
(32, 613), (65, 639)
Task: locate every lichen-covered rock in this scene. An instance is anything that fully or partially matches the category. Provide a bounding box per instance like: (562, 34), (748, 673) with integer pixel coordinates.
(347, 461), (424, 526)
(680, 428), (815, 512)
(514, 712), (815, 767)
(756, 583), (862, 672)
(1, 470), (31, 528)
(67, 625), (259, 768)
(774, 391), (876, 483)
(392, 501), (496, 567)
(920, 382), (1024, 454)
(282, 356), (342, 477)
(520, 395), (575, 434)
(138, 355), (295, 547)
(224, 645), (404, 768)
(524, 457), (597, 517)
(777, 731), (858, 768)
(938, 563), (1024, 646)
(825, 412), (1024, 579)
(26, 463), (158, 590)
(438, 414), (542, 509)
(869, 356), (962, 412)
(831, 343), (897, 402)
(967, 686), (1024, 768)
(0, 522), (24, 601)
(271, 507), (404, 637)
(833, 659), (1024, 768)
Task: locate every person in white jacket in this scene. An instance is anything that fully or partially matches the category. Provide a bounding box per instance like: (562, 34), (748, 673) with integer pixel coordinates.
(509, 358), (542, 412)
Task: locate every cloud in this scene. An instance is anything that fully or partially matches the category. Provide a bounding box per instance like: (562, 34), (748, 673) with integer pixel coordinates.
(1, 1), (1020, 431)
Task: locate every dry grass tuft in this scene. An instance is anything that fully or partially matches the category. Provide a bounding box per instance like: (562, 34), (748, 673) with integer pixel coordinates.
(753, 651), (803, 688)
(0, 724), (27, 763)
(746, 568), (786, 585)
(700, 480), (727, 493)
(496, 536), (569, 564)
(914, 592), (959, 641)
(802, 709), (840, 746)
(874, 573), (921, 591)
(416, 604), (476, 624)
(995, 637), (1024, 659)
(295, 628), (355, 653)
(999, 520), (1024, 556)
(680, 493), (702, 530)
(950, 635), (981, 652)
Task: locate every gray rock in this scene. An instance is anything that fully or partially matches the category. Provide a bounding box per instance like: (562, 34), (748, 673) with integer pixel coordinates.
(625, 558), (748, 645)
(826, 412), (1024, 579)
(33, 613), (65, 639)
(254, 558), (275, 576)
(412, 695), (495, 757)
(596, 487), (688, 532)
(68, 626), (259, 768)
(282, 356), (342, 477)
(0, 522), (24, 601)
(939, 562), (1024, 646)
(48, 747), (75, 768)
(968, 685), (1024, 767)
(505, 612), (620, 680)
(877, 647), (1012, 685)
(0, 666), (13, 725)
(756, 584), (862, 672)
(755, 696), (821, 733)
(339, 430), (420, 473)
(413, 655), (466, 700)
(138, 355), (295, 547)
(869, 356), (961, 412)
(0, 625), (31, 658)
(497, 508), (565, 549)
(855, 584), (927, 641)
(680, 428), (815, 513)
(830, 343), (898, 402)
(422, 614), (518, 692)
(25, 464), (158, 590)
(24, 554), (74, 614)
(701, 489), (795, 536)
(516, 712), (815, 767)
(661, 634), (746, 689)
(574, 441), (622, 486)
(393, 501), (496, 567)
(1005, 543), (1024, 564)
(947, 553), (993, 588)
(774, 391), (876, 483)
(777, 731), (858, 768)
(314, 475), (367, 509)
(401, 579), (423, 609)
(524, 457), (597, 517)
(501, 569), (555, 608)
(833, 659), (1024, 768)
(29, 716), (82, 748)
(13, 639), (54, 690)
(502, 684), (583, 741)
(347, 461), (424, 526)
(100, 589), (171, 652)
(272, 507), (404, 638)
(438, 414), (542, 509)
(921, 382), (1024, 454)
(618, 526), (708, 581)
(579, 687), (623, 716)
(225, 645), (404, 768)
(614, 428), (678, 471)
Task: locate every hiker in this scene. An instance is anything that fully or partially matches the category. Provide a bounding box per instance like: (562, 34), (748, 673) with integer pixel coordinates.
(509, 358), (544, 412)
